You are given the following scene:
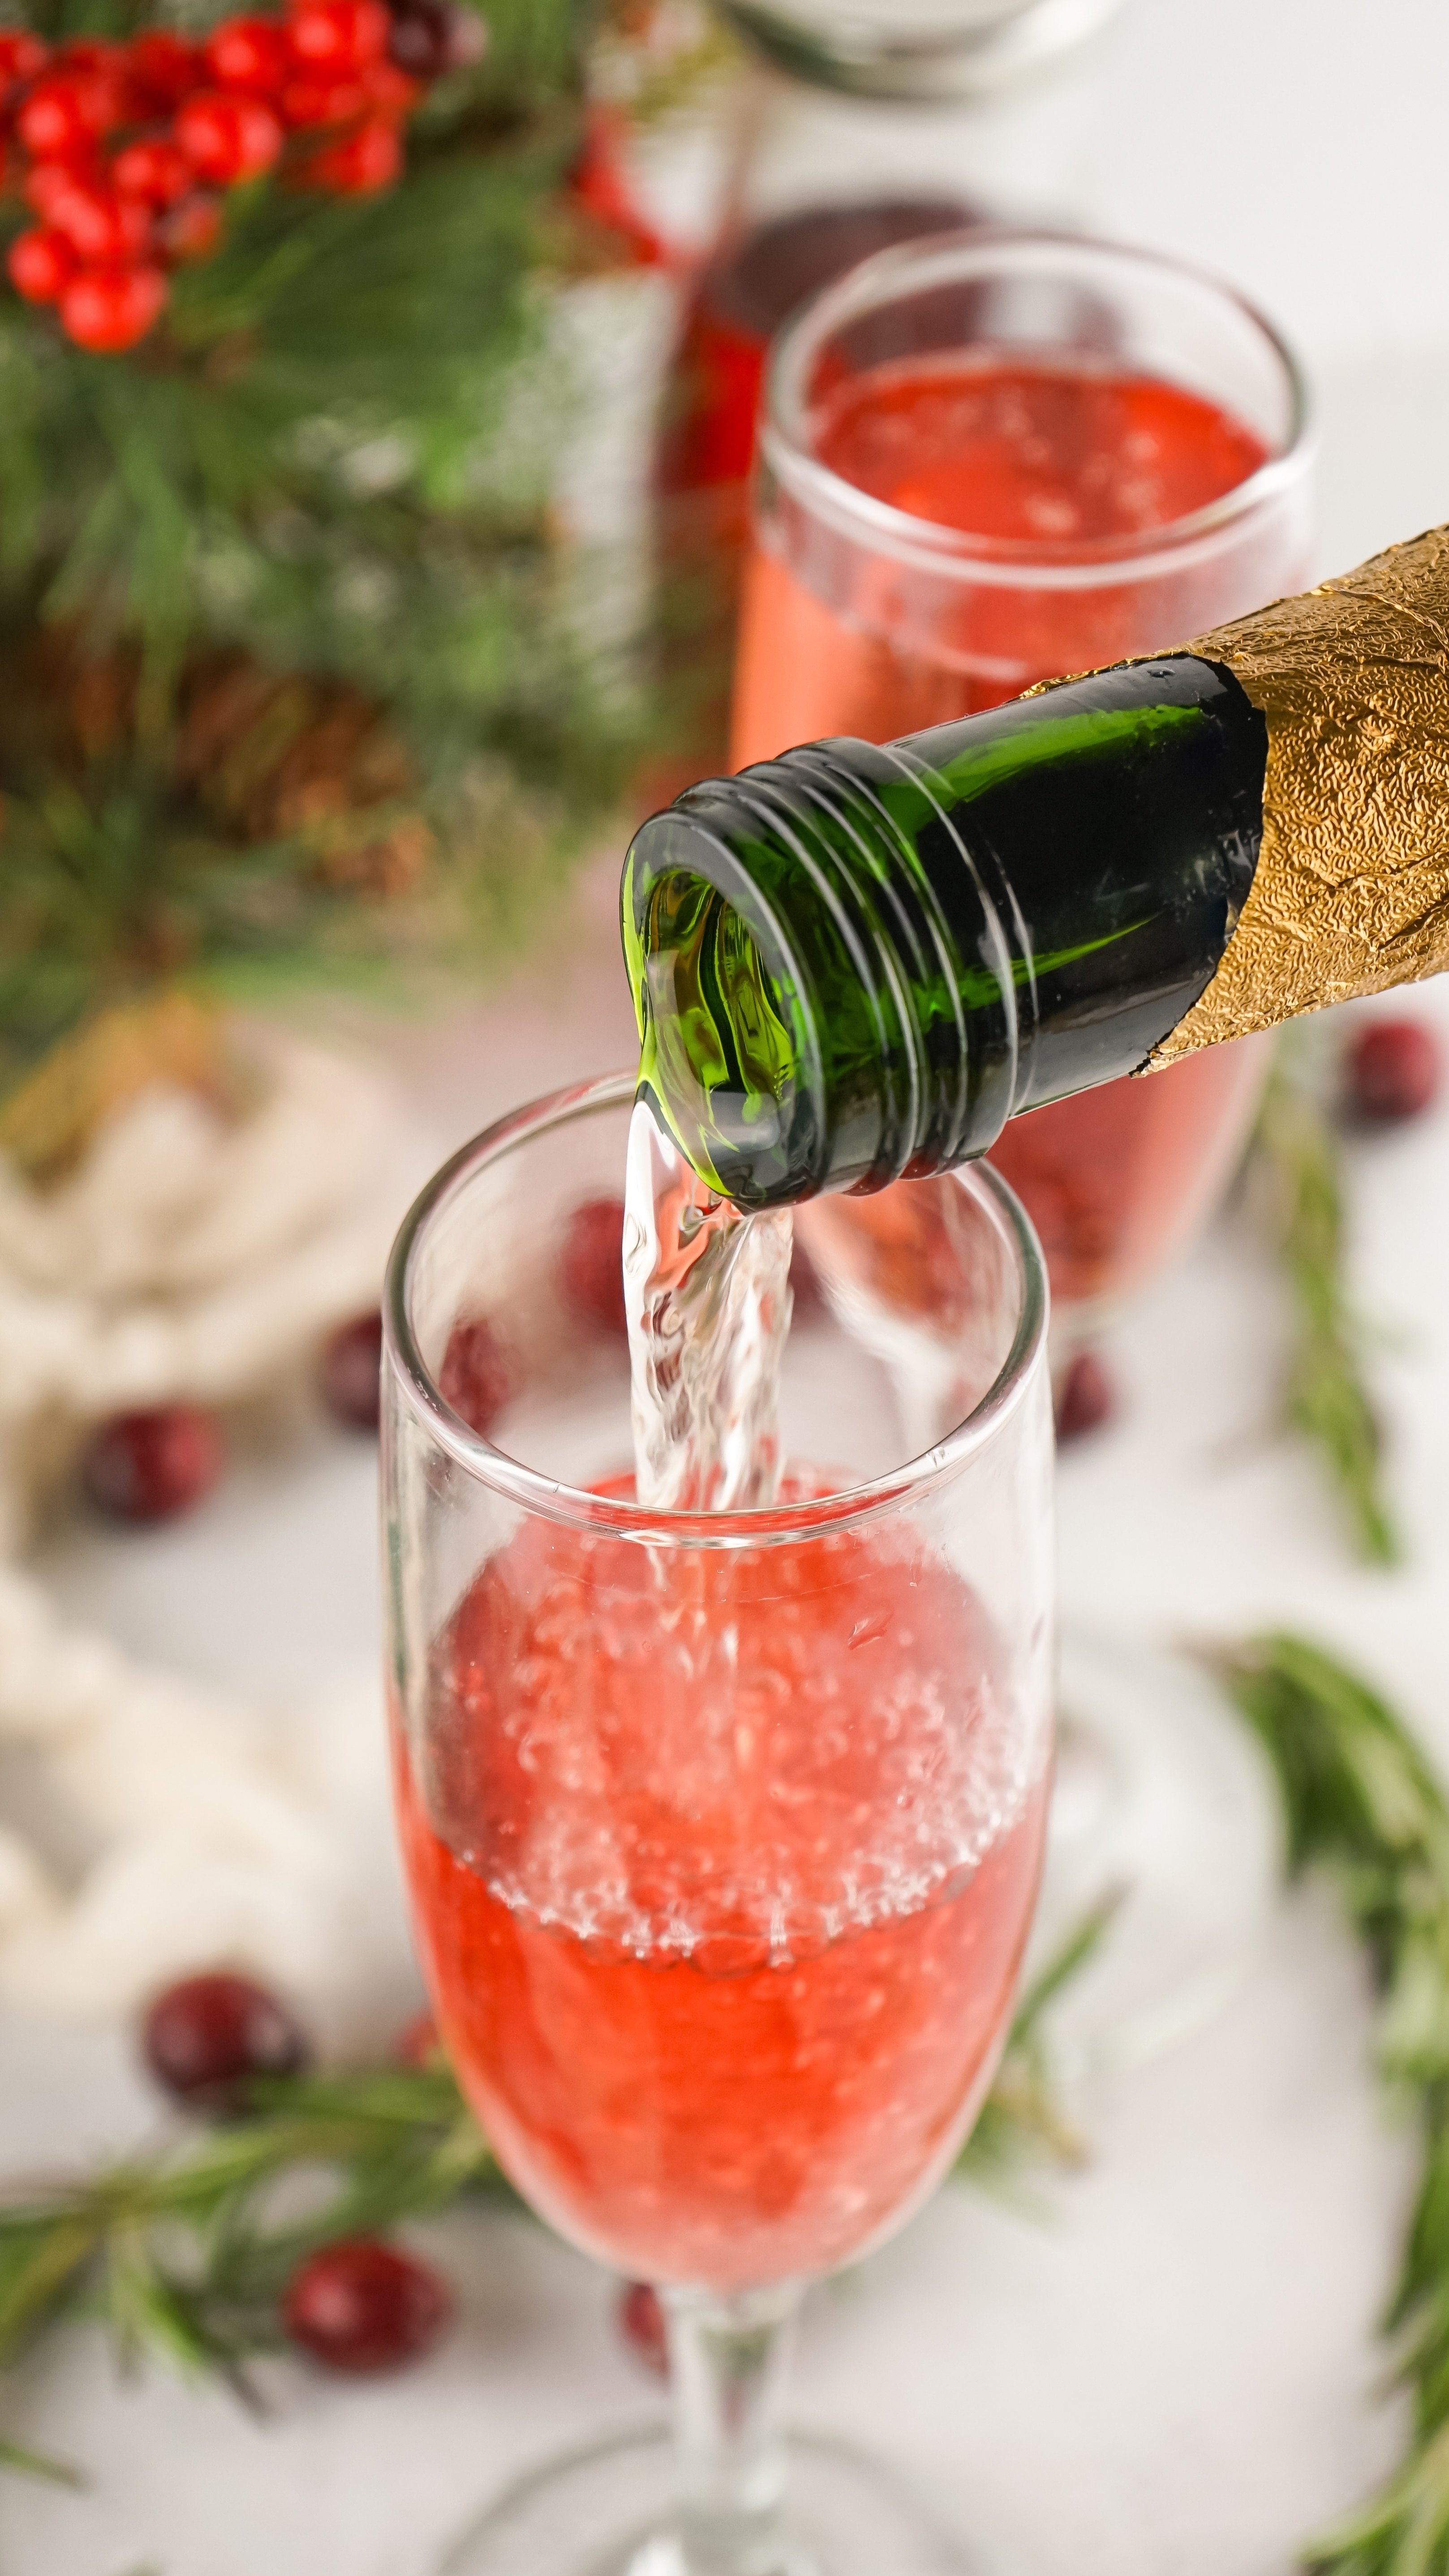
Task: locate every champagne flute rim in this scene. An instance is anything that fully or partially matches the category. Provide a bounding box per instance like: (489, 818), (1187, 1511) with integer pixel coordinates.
(762, 224), (1314, 592)
(383, 1068), (1049, 1548)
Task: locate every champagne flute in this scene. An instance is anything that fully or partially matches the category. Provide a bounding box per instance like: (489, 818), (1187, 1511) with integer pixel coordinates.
(383, 1071), (1053, 2576)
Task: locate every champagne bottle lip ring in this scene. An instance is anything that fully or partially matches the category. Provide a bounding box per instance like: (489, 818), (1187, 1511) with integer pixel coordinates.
(383, 1070), (1049, 1547)
(760, 226), (1313, 591)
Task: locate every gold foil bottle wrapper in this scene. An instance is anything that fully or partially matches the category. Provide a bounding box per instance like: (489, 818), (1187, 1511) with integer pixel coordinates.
(1148, 522), (1449, 1067)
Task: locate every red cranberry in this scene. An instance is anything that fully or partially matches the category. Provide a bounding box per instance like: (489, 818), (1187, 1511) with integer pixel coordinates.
(60, 262), (171, 353)
(82, 1404), (224, 1520)
(17, 70), (120, 157)
(562, 1198), (628, 1336)
(142, 1970), (310, 2111)
(319, 1310), (383, 1430)
(1347, 1017), (1443, 1124)
(0, 29), (47, 91)
(279, 69), (368, 125)
(615, 2281), (669, 2380)
(438, 1317), (509, 1436)
(45, 177), (152, 265)
(284, 2238), (452, 2373)
(1054, 1350), (1115, 1445)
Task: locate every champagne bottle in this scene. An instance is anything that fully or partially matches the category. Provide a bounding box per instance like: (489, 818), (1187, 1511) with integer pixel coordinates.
(623, 525), (1449, 1208)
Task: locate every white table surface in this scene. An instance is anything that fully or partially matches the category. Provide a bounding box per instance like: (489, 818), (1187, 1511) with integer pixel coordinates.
(6, 0), (1449, 2566)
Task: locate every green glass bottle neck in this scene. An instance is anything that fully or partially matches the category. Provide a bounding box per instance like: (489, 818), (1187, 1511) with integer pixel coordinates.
(623, 655), (1268, 1210)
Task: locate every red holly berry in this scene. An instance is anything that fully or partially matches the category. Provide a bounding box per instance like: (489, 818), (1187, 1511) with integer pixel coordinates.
(288, 0), (390, 70)
(385, 0), (484, 79)
(1347, 1017), (1443, 1125)
(174, 89), (284, 184)
(24, 155), (99, 220)
(112, 137), (195, 209)
(60, 261), (169, 353)
(279, 69), (367, 126)
(301, 115), (402, 189)
(560, 1197), (628, 1336)
(157, 192), (225, 263)
(615, 2282), (669, 2380)
(284, 2238), (452, 2374)
(1054, 1350), (1115, 1445)
(81, 1402), (222, 1517)
(142, 1970), (310, 2111)
(0, 29), (47, 92)
(206, 14), (293, 93)
(125, 29), (205, 113)
(437, 1316), (509, 1436)
(17, 70), (119, 159)
(8, 225), (76, 304)
(46, 177), (151, 265)
(318, 1310), (383, 1430)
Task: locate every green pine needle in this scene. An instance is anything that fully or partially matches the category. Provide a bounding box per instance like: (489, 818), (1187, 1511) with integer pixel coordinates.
(1249, 1050), (1400, 1564)
(1207, 1632), (1449, 2573)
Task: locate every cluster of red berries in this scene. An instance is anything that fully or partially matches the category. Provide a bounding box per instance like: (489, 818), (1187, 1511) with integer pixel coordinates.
(1, 0), (484, 354)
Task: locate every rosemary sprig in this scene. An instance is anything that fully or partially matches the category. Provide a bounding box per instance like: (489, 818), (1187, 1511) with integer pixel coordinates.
(1249, 1048), (1399, 1563)
(0, 1941), (1098, 2458)
(1207, 1631), (1449, 2575)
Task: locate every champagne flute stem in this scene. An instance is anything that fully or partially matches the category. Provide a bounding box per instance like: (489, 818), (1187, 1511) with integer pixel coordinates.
(663, 2283), (803, 2576)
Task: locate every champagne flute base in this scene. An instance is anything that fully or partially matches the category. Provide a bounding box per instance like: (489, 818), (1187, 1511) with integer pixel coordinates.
(435, 2424), (978, 2576)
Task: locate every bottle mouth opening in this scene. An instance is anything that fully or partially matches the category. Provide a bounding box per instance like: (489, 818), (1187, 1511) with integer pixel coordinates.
(623, 830), (821, 1210)
(763, 227), (1314, 590)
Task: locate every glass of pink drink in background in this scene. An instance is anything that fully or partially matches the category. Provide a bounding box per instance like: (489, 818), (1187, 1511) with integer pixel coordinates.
(384, 1073), (1053, 2575)
(731, 230), (1313, 1332)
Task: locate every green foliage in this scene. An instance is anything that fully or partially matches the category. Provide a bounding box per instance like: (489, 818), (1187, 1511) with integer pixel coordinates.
(1208, 1633), (1449, 2575)
(0, 0), (653, 1094)
(1249, 1044), (1399, 1563)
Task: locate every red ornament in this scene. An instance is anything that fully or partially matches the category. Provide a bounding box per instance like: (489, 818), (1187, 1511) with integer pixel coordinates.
(126, 30), (206, 113)
(80, 1401), (222, 1516)
(437, 1316), (510, 1436)
(1054, 1350), (1116, 1445)
(561, 1197), (628, 1337)
(279, 70), (367, 126)
(1347, 1017), (1443, 1125)
(17, 71), (120, 159)
(615, 2282), (669, 2380)
(46, 177), (152, 265)
(284, 2238), (452, 2374)
(112, 137), (196, 210)
(7, 226), (76, 304)
(288, 0), (391, 71)
(175, 89), (284, 183)
(142, 1970), (310, 2111)
(159, 193), (225, 263)
(206, 14), (293, 93)
(318, 1310), (383, 1430)
(0, 29), (47, 92)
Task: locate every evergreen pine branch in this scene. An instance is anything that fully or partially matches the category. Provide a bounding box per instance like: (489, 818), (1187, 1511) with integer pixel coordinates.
(1249, 1050), (1400, 1564)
